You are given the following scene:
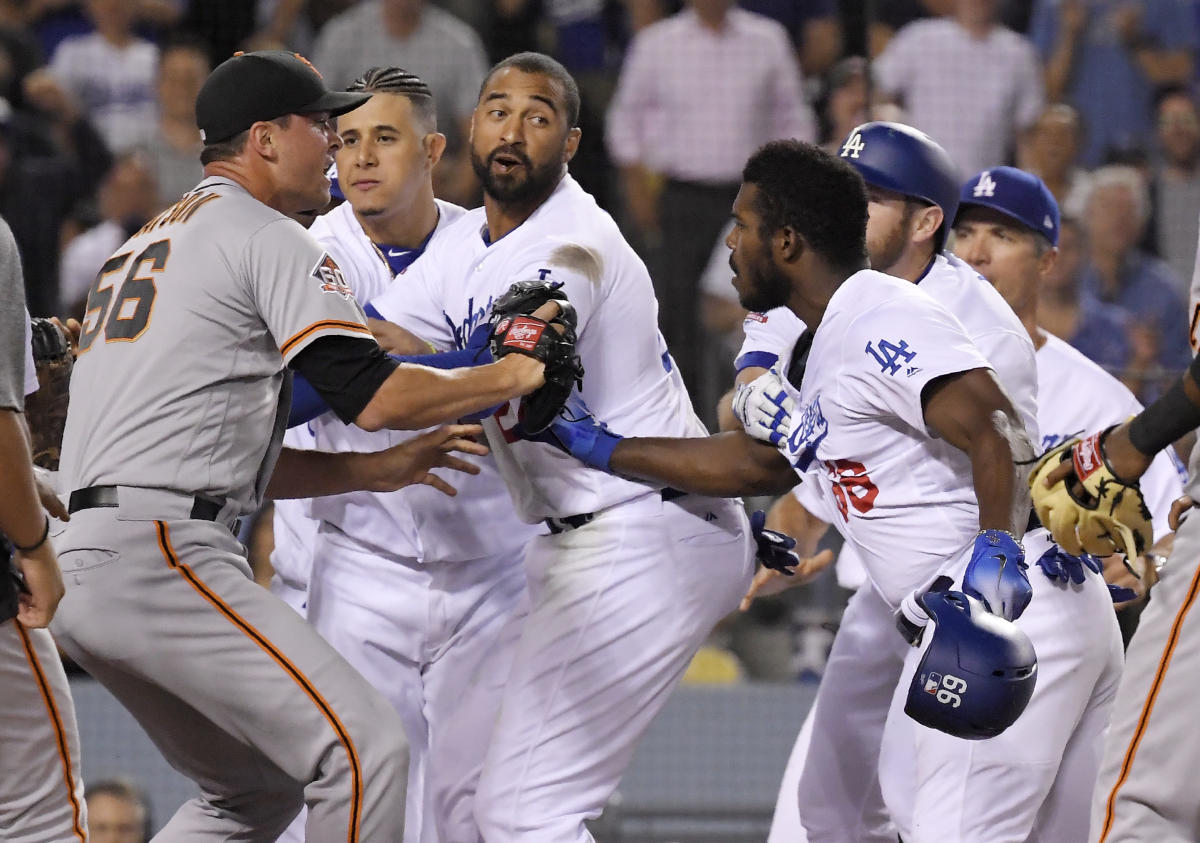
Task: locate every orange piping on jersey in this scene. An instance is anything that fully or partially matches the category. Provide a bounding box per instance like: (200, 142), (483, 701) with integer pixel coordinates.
(15, 622), (86, 842)
(1098, 557), (1200, 841)
(279, 320), (372, 358)
(154, 521), (364, 842)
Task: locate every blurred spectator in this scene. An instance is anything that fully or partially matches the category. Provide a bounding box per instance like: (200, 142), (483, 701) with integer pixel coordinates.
(1080, 165), (1192, 376)
(177, 0), (257, 67)
(1036, 215), (1134, 372)
(143, 37), (206, 207)
(867, 0), (953, 57)
(1020, 102), (1091, 219)
(605, 0), (813, 403)
(1150, 84), (1200, 291)
(0, 0), (46, 110)
(59, 151), (158, 318)
(1031, 0), (1197, 167)
(740, 0), (842, 78)
(0, 85), (111, 315)
(874, 0), (1045, 174)
(312, 0), (487, 204)
(86, 778), (151, 843)
(41, 0), (158, 153)
(817, 55), (869, 151)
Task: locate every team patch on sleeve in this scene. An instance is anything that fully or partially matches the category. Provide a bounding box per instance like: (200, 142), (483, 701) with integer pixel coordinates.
(745, 312), (769, 324)
(312, 253), (353, 300)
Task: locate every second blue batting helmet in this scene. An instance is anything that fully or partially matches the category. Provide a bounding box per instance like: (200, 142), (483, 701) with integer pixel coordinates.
(837, 121), (962, 230)
(896, 580), (1037, 740)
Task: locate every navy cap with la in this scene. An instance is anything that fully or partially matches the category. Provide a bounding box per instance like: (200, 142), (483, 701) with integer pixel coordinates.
(956, 166), (1061, 247)
(195, 50), (370, 144)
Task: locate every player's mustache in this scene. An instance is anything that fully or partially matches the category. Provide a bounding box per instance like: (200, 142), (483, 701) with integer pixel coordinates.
(488, 145), (532, 169)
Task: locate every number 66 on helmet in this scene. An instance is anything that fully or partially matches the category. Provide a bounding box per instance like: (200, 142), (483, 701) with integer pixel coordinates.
(895, 578), (1038, 740)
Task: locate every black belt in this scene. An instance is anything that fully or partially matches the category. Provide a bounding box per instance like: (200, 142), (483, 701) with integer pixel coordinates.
(68, 486), (227, 522)
(544, 488), (688, 535)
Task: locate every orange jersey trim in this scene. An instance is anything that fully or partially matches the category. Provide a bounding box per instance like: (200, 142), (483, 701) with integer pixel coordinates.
(280, 320), (372, 359)
(153, 521), (364, 842)
(1098, 558), (1200, 841)
(15, 622), (86, 842)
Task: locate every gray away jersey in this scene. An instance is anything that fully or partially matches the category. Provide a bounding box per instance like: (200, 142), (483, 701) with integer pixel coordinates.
(59, 177), (372, 515)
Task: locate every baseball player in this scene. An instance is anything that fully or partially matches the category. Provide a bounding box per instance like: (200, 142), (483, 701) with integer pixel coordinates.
(275, 66), (543, 843)
(49, 50), (559, 841)
(367, 52), (755, 843)
(543, 138), (1117, 842)
(1042, 219), (1200, 842)
(729, 123), (1039, 843)
(747, 141), (1157, 842)
(1, 218), (87, 842)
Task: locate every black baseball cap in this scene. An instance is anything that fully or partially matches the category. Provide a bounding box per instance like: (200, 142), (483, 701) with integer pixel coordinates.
(196, 50), (370, 144)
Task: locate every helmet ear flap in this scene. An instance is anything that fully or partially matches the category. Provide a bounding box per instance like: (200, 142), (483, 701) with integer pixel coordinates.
(903, 589), (1038, 740)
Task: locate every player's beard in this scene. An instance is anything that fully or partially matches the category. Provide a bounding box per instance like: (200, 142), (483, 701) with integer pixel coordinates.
(471, 143), (562, 206)
(867, 203), (917, 273)
(733, 252), (791, 312)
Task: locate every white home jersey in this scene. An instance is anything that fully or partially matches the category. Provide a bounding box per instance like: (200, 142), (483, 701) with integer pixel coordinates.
(1035, 333), (1184, 541)
(305, 199), (541, 561)
(739, 253), (1038, 438)
(779, 269), (994, 605)
(309, 199), (465, 305)
(271, 424), (318, 594)
(371, 175), (708, 523)
(59, 178), (372, 515)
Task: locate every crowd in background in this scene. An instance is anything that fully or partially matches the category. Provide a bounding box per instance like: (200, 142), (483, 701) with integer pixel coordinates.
(9, 0), (1200, 680)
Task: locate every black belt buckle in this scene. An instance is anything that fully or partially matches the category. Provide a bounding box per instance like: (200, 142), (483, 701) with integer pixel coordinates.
(190, 497), (224, 521)
(545, 511), (595, 534)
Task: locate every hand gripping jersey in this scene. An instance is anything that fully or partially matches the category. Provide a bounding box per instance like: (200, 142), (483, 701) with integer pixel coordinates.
(371, 175), (709, 523)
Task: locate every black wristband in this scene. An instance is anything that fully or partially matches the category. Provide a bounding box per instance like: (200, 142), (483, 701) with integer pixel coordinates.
(1129, 375), (1200, 456)
(11, 515), (49, 553)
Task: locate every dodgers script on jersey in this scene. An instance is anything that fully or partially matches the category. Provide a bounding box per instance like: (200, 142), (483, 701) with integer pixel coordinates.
(370, 175), (708, 522)
(778, 269), (994, 605)
(304, 199), (541, 561)
(58, 177), (373, 515)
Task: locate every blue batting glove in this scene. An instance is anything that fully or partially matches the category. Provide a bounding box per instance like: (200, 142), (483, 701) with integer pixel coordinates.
(531, 392), (623, 471)
(1107, 584), (1139, 603)
(963, 529), (1031, 621)
(750, 509), (800, 575)
(1035, 546), (1102, 586)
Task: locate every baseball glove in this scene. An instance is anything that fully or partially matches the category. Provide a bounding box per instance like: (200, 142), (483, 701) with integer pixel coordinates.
(1028, 428), (1153, 562)
(24, 318), (73, 470)
(488, 280), (584, 435)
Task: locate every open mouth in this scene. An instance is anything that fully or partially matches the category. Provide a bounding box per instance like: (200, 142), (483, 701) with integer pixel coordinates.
(490, 152), (527, 174)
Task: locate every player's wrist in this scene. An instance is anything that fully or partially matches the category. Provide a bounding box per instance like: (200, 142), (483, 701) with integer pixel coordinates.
(1098, 424), (1151, 485)
(11, 514), (50, 553)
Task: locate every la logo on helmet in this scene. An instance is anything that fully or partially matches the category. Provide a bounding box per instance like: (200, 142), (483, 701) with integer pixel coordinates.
(841, 132), (866, 159)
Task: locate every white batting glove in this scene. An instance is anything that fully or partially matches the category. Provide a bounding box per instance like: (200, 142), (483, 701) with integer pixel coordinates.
(731, 368), (794, 446)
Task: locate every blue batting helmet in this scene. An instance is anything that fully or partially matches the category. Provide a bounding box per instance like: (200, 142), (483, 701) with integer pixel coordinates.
(897, 583), (1037, 740)
(957, 166), (1061, 246)
(837, 121), (961, 232)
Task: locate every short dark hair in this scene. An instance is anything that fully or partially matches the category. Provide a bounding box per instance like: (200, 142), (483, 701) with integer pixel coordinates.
(479, 52), (580, 127)
(1154, 82), (1196, 113)
(742, 140), (869, 269)
(200, 115), (290, 165)
(348, 66), (437, 131)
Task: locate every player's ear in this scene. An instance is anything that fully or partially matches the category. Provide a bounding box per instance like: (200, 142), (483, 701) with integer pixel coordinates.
(424, 132), (447, 170)
(1037, 243), (1058, 279)
(562, 127), (581, 164)
(776, 224), (803, 262)
(912, 205), (944, 246)
(248, 120), (278, 161)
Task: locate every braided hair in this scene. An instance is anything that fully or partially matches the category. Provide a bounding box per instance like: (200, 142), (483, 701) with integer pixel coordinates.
(347, 66), (436, 131)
